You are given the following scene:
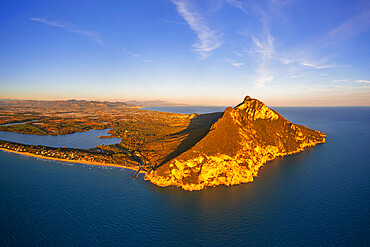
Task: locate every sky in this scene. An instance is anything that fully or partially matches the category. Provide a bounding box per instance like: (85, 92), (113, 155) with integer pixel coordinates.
(0, 0), (369, 106)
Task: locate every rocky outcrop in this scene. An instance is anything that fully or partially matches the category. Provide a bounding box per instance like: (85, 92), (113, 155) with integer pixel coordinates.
(145, 96), (326, 191)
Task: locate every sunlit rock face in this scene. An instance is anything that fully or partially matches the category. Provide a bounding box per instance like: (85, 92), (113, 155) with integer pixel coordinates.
(145, 96), (326, 191)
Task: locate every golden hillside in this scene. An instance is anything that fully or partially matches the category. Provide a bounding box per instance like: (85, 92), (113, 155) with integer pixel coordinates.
(146, 96), (326, 190)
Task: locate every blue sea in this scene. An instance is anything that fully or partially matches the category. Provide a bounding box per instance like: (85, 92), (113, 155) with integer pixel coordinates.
(142, 106), (227, 114)
(0, 107), (369, 246)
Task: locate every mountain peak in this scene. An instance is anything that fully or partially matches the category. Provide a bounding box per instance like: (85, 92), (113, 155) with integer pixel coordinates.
(234, 96), (279, 121)
(243, 95), (252, 102)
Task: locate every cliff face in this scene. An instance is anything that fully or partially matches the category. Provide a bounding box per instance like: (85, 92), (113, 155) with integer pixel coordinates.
(145, 96), (326, 191)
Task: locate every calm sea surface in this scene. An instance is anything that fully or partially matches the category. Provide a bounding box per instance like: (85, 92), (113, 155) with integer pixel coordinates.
(143, 105), (227, 114)
(0, 107), (369, 246)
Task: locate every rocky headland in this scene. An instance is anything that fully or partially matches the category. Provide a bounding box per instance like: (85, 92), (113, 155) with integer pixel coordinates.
(145, 96), (326, 191)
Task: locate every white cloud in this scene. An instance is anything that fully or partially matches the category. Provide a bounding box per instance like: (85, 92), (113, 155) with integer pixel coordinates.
(287, 9), (370, 68)
(252, 33), (274, 59)
(249, 31), (275, 87)
(230, 62), (244, 68)
(330, 79), (349, 83)
(299, 62), (336, 69)
(233, 51), (245, 57)
(299, 61), (349, 69)
(126, 51), (139, 58)
(30, 17), (65, 28)
(30, 17), (103, 45)
(319, 9), (370, 48)
(234, 3), (278, 88)
(171, 0), (222, 59)
(255, 66), (274, 88)
(224, 59), (244, 68)
(71, 30), (103, 45)
(224, 0), (248, 13)
(355, 80), (370, 84)
(123, 49), (151, 63)
(236, 2), (366, 85)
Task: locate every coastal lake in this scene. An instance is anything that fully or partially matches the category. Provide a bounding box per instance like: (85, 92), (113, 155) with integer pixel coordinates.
(0, 128), (121, 149)
(0, 107), (369, 246)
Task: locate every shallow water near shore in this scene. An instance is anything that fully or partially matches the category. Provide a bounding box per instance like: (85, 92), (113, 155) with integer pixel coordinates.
(0, 107), (369, 246)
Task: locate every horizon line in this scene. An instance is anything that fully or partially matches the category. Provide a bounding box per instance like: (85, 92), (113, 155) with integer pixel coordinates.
(1, 98), (369, 107)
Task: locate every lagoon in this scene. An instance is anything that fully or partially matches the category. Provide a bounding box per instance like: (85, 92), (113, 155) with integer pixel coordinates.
(0, 129), (121, 149)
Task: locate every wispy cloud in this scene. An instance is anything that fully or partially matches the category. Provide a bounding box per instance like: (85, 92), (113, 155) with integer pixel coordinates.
(230, 62), (244, 68)
(269, 0), (295, 8)
(30, 17), (103, 45)
(241, 32), (346, 73)
(299, 62), (337, 69)
(225, 59), (244, 68)
(171, 0), (222, 59)
(233, 51), (245, 57)
(30, 17), (65, 28)
(233, 2), (367, 89)
(254, 67), (274, 87)
(123, 49), (151, 63)
(237, 2), (277, 87)
(125, 50), (139, 58)
(224, 0), (248, 13)
(250, 28), (275, 87)
(318, 8), (370, 48)
(251, 33), (274, 60)
(242, 30), (348, 78)
(355, 80), (370, 84)
(330, 79), (349, 83)
(70, 30), (103, 45)
(290, 8), (370, 65)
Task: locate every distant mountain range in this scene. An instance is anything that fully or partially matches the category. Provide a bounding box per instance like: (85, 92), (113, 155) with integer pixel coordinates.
(0, 99), (20, 102)
(124, 100), (187, 107)
(0, 99), (185, 107)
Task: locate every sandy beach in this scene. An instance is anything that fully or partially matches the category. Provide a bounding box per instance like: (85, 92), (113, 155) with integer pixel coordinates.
(0, 147), (146, 174)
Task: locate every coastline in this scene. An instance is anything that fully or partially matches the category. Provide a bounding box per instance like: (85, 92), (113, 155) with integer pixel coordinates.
(0, 147), (145, 174)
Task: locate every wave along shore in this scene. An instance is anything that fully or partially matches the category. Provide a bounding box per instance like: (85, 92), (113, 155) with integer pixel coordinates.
(0, 148), (144, 172)
(0, 140), (146, 174)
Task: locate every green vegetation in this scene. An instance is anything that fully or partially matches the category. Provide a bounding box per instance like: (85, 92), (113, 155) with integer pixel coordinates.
(111, 118), (188, 151)
(0, 99), (194, 167)
(0, 123), (47, 134)
(0, 140), (140, 168)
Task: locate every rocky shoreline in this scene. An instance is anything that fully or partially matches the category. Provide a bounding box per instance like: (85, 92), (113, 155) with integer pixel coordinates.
(145, 96), (326, 191)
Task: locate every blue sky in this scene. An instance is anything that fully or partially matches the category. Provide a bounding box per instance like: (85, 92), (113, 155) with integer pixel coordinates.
(0, 0), (369, 106)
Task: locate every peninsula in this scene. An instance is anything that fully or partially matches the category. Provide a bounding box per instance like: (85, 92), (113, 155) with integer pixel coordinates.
(145, 96), (326, 190)
(0, 96), (326, 190)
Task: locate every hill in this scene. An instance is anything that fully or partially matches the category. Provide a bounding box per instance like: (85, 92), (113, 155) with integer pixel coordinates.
(145, 96), (326, 190)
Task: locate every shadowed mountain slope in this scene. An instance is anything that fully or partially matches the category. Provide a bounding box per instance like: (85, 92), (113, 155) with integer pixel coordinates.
(142, 112), (223, 166)
(145, 96), (326, 191)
